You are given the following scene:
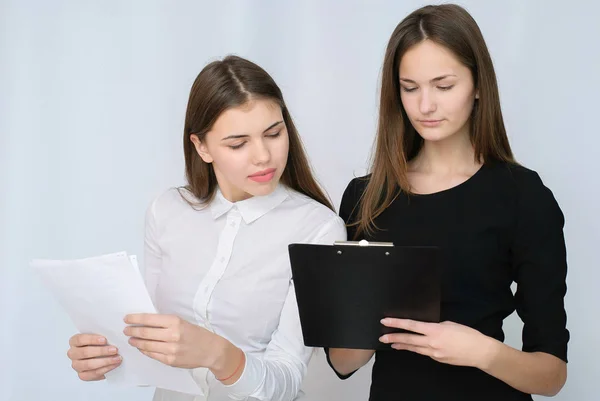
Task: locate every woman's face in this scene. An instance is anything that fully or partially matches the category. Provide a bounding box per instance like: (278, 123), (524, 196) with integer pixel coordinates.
(191, 99), (289, 202)
(399, 39), (478, 144)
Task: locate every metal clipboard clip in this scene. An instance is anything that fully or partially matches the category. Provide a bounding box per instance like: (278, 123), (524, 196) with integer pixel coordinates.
(334, 240), (394, 247)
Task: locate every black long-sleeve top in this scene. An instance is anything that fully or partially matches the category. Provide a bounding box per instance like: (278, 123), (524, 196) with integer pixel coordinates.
(327, 162), (569, 401)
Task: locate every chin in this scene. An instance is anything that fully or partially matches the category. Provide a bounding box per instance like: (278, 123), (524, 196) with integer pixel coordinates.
(416, 126), (461, 142)
(246, 182), (278, 197)
(417, 131), (453, 142)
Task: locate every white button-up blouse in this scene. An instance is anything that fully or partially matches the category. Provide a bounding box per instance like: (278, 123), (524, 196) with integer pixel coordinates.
(144, 184), (346, 401)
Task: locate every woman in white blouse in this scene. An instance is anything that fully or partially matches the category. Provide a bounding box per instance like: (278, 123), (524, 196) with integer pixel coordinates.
(65, 55), (346, 401)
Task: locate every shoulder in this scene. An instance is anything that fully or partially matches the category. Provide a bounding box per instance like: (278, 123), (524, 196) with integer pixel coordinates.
(283, 187), (346, 236)
(478, 161), (551, 198)
(284, 187), (342, 224)
(495, 162), (564, 223)
(146, 187), (203, 225)
(505, 163), (544, 186)
(341, 174), (371, 205)
(503, 163), (557, 203)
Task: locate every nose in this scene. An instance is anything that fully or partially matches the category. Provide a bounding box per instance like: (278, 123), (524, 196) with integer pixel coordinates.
(418, 89), (437, 115)
(252, 139), (271, 165)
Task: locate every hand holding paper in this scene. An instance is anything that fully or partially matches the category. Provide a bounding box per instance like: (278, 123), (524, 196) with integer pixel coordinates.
(123, 313), (224, 369)
(67, 333), (123, 381)
(30, 252), (204, 395)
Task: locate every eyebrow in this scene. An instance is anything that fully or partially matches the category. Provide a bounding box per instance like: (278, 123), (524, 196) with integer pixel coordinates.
(221, 120), (284, 141)
(399, 74), (457, 84)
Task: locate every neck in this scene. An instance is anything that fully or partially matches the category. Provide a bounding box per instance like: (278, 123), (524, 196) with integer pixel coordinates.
(411, 129), (480, 175)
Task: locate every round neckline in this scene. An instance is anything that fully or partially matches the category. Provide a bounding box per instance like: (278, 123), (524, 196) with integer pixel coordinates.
(407, 163), (487, 198)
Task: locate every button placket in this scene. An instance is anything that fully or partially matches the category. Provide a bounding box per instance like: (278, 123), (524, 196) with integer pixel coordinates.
(193, 208), (242, 328)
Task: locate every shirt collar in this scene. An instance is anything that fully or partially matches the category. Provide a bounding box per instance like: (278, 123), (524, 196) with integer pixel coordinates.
(209, 184), (289, 224)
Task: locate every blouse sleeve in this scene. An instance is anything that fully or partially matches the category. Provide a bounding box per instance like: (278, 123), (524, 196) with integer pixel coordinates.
(143, 197), (163, 304)
(223, 215), (346, 400)
(511, 169), (569, 362)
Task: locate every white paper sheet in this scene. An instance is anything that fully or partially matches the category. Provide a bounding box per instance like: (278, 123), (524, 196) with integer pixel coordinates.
(30, 251), (203, 395)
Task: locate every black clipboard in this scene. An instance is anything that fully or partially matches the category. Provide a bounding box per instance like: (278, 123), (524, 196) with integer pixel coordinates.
(288, 241), (442, 350)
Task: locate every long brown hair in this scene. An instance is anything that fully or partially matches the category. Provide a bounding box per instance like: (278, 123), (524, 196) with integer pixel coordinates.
(354, 4), (515, 237)
(181, 55), (333, 211)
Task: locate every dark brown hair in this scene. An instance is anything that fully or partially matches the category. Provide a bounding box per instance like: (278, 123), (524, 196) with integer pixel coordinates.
(181, 55), (333, 211)
(355, 4), (515, 237)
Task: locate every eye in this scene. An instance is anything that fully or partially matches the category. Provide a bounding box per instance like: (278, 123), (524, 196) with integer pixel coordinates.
(266, 131), (281, 138)
(437, 85), (455, 91)
(401, 86), (417, 93)
(229, 142), (246, 150)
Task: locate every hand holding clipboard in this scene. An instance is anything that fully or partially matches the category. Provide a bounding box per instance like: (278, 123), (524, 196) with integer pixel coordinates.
(288, 240), (443, 350)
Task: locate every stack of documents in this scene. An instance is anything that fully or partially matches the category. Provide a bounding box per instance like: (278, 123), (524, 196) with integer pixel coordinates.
(30, 252), (203, 395)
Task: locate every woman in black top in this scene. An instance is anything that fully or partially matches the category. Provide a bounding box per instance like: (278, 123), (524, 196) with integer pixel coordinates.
(327, 4), (569, 401)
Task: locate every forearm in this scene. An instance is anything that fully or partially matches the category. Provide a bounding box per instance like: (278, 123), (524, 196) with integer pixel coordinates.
(479, 339), (567, 396)
(210, 336), (309, 401)
(328, 348), (375, 376)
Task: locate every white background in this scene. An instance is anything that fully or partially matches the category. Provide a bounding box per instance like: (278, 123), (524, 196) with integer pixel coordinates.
(1, 1), (598, 400)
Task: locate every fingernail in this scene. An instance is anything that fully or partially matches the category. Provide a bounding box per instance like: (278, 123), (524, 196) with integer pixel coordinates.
(379, 336), (387, 343)
(113, 355), (122, 362)
(97, 337), (106, 344)
(380, 318), (388, 324)
(109, 347), (117, 354)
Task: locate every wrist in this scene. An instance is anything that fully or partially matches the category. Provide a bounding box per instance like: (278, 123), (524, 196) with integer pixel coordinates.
(476, 335), (502, 371)
(208, 335), (231, 371)
(209, 336), (243, 379)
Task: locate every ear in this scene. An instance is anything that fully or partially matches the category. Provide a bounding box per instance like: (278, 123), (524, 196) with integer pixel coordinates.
(190, 134), (213, 163)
